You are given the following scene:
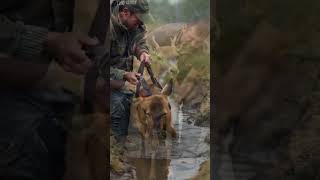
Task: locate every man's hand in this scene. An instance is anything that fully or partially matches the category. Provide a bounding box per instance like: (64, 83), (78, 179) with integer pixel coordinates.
(139, 52), (151, 65)
(123, 72), (141, 85)
(44, 32), (99, 75)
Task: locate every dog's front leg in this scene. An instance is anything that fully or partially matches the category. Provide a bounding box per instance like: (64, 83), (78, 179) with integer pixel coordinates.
(149, 139), (157, 180)
(164, 136), (172, 160)
(140, 134), (146, 158)
(145, 136), (153, 158)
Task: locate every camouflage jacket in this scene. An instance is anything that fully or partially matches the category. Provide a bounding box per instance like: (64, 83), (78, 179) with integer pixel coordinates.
(110, 5), (149, 81)
(0, 0), (76, 106)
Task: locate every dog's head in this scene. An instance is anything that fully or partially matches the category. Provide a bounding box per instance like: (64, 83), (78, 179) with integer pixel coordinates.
(131, 80), (174, 138)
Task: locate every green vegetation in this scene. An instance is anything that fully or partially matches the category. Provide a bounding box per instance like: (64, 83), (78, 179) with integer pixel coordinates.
(176, 49), (210, 83)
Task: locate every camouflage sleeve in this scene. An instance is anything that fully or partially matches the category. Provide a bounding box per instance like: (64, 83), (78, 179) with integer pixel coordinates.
(132, 25), (149, 58)
(110, 67), (127, 80)
(0, 15), (49, 59)
(97, 53), (127, 81)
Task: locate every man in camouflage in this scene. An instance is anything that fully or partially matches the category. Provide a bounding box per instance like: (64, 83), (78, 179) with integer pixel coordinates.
(0, 1), (99, 179)
(110, 0), (151, 143)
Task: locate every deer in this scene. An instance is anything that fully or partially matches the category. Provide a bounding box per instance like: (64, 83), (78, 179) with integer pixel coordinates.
(151, 34), (180, 61)
(149, 35), (180, 84)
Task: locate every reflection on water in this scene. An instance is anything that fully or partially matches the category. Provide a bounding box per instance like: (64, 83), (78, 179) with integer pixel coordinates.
(168, 157), (208, 180)
(128, 158), (171, 180)
(177, 103), (184, 144)
(127, 99), (210, 180)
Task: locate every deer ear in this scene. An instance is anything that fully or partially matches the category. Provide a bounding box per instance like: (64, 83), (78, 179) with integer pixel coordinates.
(161, 79), (173, 96)
(170, 35), (178, 47)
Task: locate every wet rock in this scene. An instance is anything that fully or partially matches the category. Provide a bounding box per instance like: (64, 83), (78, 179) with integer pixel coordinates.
(190, 160), (210, 180)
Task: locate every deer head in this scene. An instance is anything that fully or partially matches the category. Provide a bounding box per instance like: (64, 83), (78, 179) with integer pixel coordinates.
(151, 35), (180, 60)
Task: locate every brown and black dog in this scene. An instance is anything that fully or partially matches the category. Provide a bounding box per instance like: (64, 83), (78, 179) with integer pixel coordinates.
(130, 79), (176, 140)
(130, 78), (176, 180)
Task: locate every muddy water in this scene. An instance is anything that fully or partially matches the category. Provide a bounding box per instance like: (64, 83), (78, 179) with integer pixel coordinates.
(126, 99), (210, 180)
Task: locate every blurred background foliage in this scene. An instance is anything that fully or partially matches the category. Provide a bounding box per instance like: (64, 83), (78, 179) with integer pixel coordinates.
(148, 0), (210, 25)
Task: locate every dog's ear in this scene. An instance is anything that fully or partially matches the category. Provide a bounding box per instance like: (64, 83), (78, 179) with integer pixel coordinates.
(130, 98), (144, 128)
(161, 79), (173, 96)
(139, 88), (152, 97)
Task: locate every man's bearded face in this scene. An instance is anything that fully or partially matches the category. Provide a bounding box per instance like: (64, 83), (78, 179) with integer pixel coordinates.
(119, 8), (142, 30)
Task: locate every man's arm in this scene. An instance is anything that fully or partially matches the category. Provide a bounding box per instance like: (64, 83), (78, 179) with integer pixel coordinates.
(0, 14), (98, 72)
(0, 15), (50, 87)
(110, 66), (127, 80)
(0, 15), (49, 59)
(131, 26), (149, 59)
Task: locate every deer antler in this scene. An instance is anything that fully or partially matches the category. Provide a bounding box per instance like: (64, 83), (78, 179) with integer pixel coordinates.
(151, 35), (160, 50)
(170, 35), (178, 48)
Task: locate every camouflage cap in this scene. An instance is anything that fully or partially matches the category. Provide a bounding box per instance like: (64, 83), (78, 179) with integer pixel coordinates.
(119, 0), (153, 22)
